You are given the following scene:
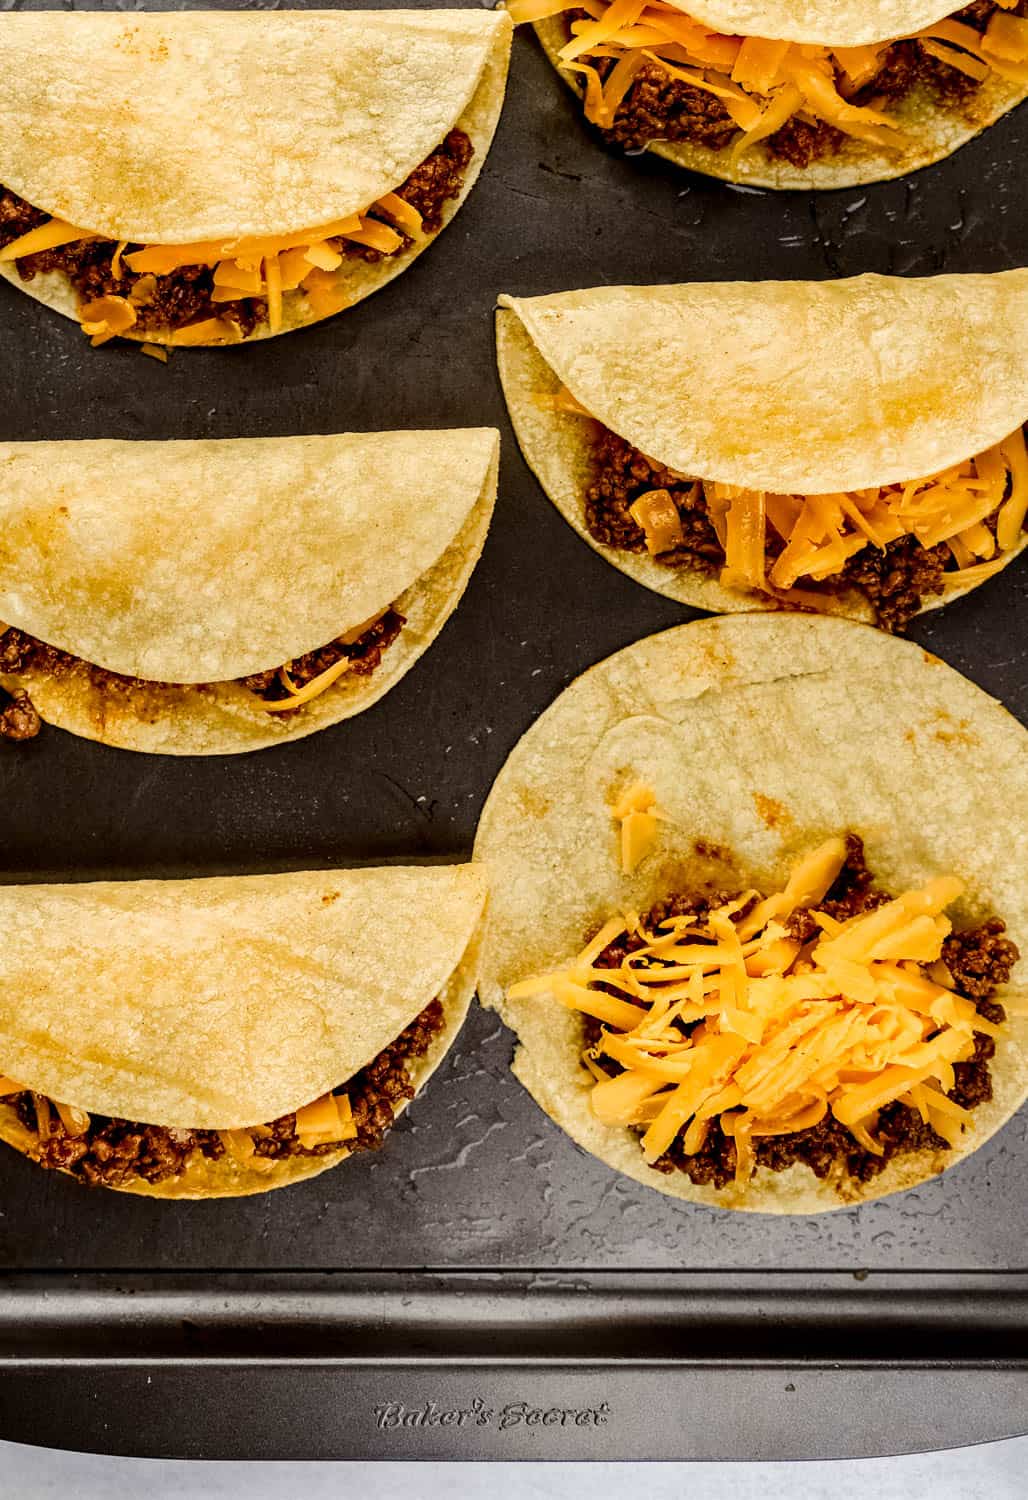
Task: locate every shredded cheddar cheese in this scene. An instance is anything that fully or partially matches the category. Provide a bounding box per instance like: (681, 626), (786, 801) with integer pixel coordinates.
(0, 188), (425, 344)
(54, 1100), (91, 1137)
(78, 294), (138, 347)
(550, 386), (1028, 597)
(256, 654), (355, 713)
(294, 1092), (358, 1148)
(612, 782), (660, 874)
(629, 489), (686, 554)
(507, 840), (1009, 1183)
(219, 1128), (258, 1162)
(506, 0), (1028, 161)
(0, 219), (97, 262)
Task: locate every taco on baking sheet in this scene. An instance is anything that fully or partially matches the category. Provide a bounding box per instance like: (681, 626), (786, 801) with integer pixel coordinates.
(497, 273), (1028, 631)
(0, 9), (511, 346)
(474, 614), (1028, 1211)
(0, 428), (499, 754)
(0, 862), (486, 1198)
(510, 0), (1028, 187)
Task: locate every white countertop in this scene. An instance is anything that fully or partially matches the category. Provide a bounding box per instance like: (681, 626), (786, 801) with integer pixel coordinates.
(1, 1436), (1024, 1500)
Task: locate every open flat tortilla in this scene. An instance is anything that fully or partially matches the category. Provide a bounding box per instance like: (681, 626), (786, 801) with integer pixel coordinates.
(533, 5), (1026, 189)
(0, 429), (499, 754)
(0, 10), (512, 341)
(497, 275), (1028, 620)
(475, 614), (1028, 1212)
(0, 862), (487, 1198)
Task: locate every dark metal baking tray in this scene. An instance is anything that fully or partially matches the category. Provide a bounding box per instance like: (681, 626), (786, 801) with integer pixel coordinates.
(0, 0), (1025, 1462)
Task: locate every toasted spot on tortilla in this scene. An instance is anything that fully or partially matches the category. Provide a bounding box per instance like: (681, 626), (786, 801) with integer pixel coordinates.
(694, 838), (734, 865)
(753, 792), (791, 830)
(517, 785), (553, 820)
(932, 712), (979, 748)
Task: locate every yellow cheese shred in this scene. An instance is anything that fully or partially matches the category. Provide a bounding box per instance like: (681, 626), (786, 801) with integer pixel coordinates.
(294, 1092), (358, 1147)
(256, 654), (354, 713)
(0, 219), (97, 262)
(629, 489), (686, 555)
(79, 295), (138, 347)
(264, 251), (283, 335)
(218, 1128), (257, 1163)
(505, 0), (1028, 160)
(507, 840), (1014, 1185)
(612, 781), (660, 873)
(54, 1100), (91, 1137)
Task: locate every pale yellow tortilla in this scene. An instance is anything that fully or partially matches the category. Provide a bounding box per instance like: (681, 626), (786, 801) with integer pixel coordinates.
(474, 614), (1028, 1212)
(0, 430), (498, 755)
(0, 862), (487, 1198)
(664, 1), (970, 47)
(534, 15), (1027, 190)
(0, 10), (512, 342)
(496, 277), (1028, 619)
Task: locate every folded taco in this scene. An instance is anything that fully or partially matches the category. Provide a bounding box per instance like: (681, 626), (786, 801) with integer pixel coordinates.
(475, 615), (1028, 1211)
(0, 428), (498, 753)
(0, 863), (486, 1198)
(512, 0), (1028, 186)
(498, 273), (1028, 630)
(0, 9), (511, 346)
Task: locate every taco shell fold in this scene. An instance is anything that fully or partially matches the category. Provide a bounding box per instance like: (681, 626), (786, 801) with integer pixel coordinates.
(0, 862), (487, 1198)
(497, 275), (1028, 619)
(0, 428), (499, 754)
(0, 9), (512, 340)
(474, 615), (1028, 1212)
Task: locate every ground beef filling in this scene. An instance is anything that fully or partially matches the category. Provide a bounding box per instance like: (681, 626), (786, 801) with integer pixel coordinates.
(583, 2), (1020, 165)
(0, 610), (405, 741)
(0, 129), (472, 335)
(0, 687), (40, 742)
(583, 835), (1018, 1190)
(584, 424), (967, 631)
(10, 998), (445, 1188)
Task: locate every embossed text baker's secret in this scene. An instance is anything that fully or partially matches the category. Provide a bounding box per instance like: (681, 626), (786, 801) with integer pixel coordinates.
(372, 1399), (611, 1431)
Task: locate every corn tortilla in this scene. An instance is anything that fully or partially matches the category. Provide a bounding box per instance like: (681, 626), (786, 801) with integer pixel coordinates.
(0, 429), (499, 755)
(0, 10), (512, 341)
(496, 276), (1028, 620)
(474, 615), (1028, 1212)
(0, 862), (487, 1199)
